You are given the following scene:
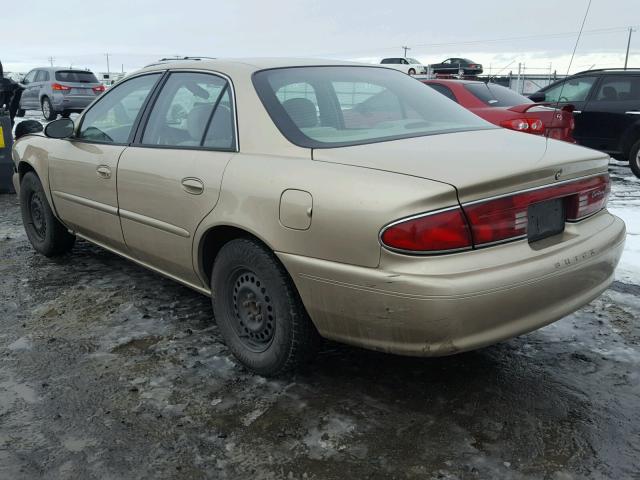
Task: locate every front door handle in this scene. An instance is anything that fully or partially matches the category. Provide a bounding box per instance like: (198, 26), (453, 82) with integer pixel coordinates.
(96, 165), (111, 179)
(181, 177), (204, 195)
(625, 111), (640, 115)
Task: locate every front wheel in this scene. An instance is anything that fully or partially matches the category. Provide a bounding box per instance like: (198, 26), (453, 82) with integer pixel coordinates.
(41, 97), (56, 121)
(20, 172), (75, 257)
(211, 238), (320, 375)
(408, 68), (416, 76)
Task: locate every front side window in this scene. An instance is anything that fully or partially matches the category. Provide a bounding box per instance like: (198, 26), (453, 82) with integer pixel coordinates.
(23, 70), (37, 84)
(544, 76), (597, 102)
(593, 76), (640, 101)
(141, 72), (234, 149)
(406, 58), (420, 65)
(35, 70), (49, 82)
(253, 66), (492, 148)
(465, 83), (531, 107)
(78, 73), (161, 144)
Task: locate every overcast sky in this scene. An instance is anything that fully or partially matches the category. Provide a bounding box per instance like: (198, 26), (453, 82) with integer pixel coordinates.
(3, 0), (639, 75)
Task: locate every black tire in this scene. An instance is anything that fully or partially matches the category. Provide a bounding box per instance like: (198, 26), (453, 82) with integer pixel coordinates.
(41, 97), (56, 121)
(20, 172), (75, 257)
(408, 68), (416, 76)
(16, 108), (25, 117)
(629, 139), (640, 179)
(211, 238), (320, 375)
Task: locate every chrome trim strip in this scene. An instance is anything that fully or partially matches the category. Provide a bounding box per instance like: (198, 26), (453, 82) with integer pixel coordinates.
(52, 191), (118, 216)
(461, 171), (607, 207)
(119, 209), (190, 238)
(625, 111), (640, 115)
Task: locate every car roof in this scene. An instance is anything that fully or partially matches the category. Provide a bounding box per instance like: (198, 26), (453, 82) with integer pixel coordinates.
(573, 68), (640, 75)
(139, 57), (366, 75)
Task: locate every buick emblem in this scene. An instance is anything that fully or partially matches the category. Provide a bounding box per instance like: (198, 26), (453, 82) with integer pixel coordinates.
(554, 169), (563, 180)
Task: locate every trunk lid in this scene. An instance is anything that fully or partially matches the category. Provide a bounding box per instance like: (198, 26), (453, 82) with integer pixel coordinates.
(312, 128), (608, 203)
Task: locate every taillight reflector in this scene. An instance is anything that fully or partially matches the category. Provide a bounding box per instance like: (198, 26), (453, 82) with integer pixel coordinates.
(500, 118), (544, 133)
(51, 83), (71, 91)
(93, 85), (106, 93)
(381, 174), (610, 255)
(380, 207), (472, 253)
(463, 174), (610, 246)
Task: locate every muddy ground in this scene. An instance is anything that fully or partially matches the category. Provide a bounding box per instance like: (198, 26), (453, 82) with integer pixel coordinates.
(0, 163), (639, 480)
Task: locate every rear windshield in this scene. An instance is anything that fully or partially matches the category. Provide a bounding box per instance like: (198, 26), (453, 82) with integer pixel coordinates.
(253, 66), (493, 148)
(464, 83), (531, 107)
(55, 70), (98, 83)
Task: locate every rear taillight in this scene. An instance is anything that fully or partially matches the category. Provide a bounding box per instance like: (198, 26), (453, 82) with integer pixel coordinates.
(500, 118), (544, 134)
(93, 85), (106, 93)
(381, 174), (610, 254)
(380, 207), (472, 253)
(463, 174), (610, 246)
(51, 83), (71, 91)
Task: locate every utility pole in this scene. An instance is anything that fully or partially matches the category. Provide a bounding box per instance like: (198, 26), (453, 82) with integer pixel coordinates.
(105, 53), (110, 75)
(402, 46), (410, 58)
(624, 27), (635, 70)
(48, 56), (54, 67)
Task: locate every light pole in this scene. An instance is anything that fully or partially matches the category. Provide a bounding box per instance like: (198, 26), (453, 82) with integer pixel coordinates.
(105, 53), (110, 76)
(624, 27), (635, 70)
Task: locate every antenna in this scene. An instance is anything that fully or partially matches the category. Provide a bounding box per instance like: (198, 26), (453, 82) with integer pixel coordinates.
(624, 27), (635, 69)
(549, 0), (592, 138)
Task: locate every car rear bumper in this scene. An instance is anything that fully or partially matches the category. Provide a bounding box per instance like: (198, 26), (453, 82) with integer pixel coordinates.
(278, 211), (625, 356)
(51, 93), (95, 111)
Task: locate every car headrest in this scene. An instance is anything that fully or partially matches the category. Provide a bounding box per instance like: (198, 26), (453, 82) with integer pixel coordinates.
(186, 103), (214, 142)
(602, 86), (617, 101)
(281, 97), (318, 128)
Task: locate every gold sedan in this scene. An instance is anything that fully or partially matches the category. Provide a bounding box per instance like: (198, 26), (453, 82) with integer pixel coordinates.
(12, 59), (625, 375)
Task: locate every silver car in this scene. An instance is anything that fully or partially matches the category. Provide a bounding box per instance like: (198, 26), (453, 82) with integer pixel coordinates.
(18, 67), (105, 120)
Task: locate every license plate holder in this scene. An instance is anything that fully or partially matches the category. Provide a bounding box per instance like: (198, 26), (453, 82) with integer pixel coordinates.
(527, 198), (565, 243)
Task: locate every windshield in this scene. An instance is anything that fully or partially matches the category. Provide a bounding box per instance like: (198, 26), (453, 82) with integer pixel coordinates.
(55, 70), (99, 83)
(464, 82), (531, 107)
(253, 66), (493, 148)
(406, 58), (420, 64)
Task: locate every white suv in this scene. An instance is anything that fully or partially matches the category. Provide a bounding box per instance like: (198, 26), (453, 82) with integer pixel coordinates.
(380, 57), (425, 75)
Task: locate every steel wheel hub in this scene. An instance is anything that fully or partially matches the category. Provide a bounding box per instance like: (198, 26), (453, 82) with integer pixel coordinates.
(231, 271), (275, 351)
(30, 193), (46, 240)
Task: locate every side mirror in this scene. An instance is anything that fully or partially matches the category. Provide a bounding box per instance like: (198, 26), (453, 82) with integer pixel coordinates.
(14, 120), (44, 140)
(529, 92), (546, 103)
(44, 118), (75, 139)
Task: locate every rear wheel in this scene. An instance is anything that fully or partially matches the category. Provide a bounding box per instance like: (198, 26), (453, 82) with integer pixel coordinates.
(20, 172), (75, 257)
(41, 97), (56, 121)
(211, 238), (319, 375)
(630, 139), (640, 179)
(408, 68), (416, 76)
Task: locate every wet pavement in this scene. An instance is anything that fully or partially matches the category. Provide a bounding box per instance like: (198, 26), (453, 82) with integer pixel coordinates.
(0, 162), (639, 479)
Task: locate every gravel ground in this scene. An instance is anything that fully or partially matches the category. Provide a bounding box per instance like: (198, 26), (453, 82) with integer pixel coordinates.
(0, 160), (638, 480)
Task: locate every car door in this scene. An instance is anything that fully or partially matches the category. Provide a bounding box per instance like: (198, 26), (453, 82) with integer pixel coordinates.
(20, 70), (38, 108)
(48, 72), (162, 250)
(539, 75), (599, 145)
(579, 75), (640, 154)
(116, 71), (236, 285)
(34, 70), (50, 108)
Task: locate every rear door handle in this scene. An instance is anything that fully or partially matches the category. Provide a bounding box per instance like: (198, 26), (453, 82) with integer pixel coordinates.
(181, 177), (204, 195)
(96, 165), (111, 179)
(625, 111), (640, 115)
(572, 110), (582, 114)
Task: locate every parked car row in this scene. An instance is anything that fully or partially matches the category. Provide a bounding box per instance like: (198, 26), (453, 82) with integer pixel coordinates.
(12, 58), (624, 375)
(380, 57), (483, 76)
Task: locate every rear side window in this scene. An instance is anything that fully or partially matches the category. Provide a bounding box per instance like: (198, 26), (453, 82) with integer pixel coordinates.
(141, 72), (235, 150)
(464, 83), (531, 107)
(426, 83), (458, 102)
(35, 70), (49, 82)
(78, 73), (161, 144)
(593, 76), (640, 101)
(253, 66), (492, 148)
(55, 70), (99, 83)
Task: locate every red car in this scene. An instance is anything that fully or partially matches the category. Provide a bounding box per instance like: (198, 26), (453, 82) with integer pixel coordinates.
(421, 79), (575, 142)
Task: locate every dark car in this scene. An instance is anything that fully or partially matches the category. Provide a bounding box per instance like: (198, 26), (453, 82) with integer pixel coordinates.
(530, 68), (640, 177)
(429, 58), (483, 75)
(18, 67), (105, 121)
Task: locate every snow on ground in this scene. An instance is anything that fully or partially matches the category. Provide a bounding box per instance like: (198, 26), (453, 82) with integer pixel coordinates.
(608, 159), (640, 285)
